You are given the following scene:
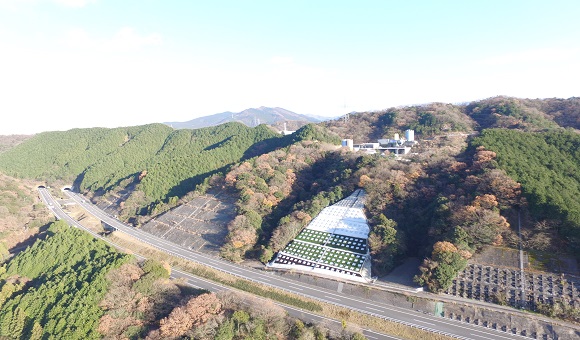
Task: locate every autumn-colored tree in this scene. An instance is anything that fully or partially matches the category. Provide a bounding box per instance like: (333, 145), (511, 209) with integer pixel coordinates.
(269, 220), (303, 253)
(98, 262), (154, 338)
(246, 298), (288, 337)
(159, 293), (222, 338)
(158, 306), (191, 338)
(230, 225), (257, 249)
(472, 194), (498, 209)
(415, 242), (468, 293)
(221, 213), (260, 261)
(184, 293), (222, 323)
(449, 195), (509, 250)
(294, 211), (312, 224)
(358, 174), (371, 188)
(227, 213), (261, 250)
(432, 241), (458, 255)
(476, 169), (522, 209)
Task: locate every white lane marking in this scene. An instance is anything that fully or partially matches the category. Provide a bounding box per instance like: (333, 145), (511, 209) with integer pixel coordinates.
(186, 281), (202, 289)
(324, 295), (341, 301)
(365, 335), (379, 340)
(413, 319), (436, 326)
(278, 303), (400, 339)
(366, 306), (384, 312)
(286, 282), (304, 288)
(364, 329), (400, 340)
(300, 284), (521, 339)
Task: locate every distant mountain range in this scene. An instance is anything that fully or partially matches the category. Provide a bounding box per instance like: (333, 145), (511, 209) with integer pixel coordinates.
(165, 107), (322, 130)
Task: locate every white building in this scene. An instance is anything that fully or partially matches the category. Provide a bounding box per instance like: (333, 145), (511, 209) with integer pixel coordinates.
(350, 130), (416, 155)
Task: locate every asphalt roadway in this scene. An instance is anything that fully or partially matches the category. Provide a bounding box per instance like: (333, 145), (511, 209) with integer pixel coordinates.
(38, 187), (396, 340)
(40, 187), (529, 340)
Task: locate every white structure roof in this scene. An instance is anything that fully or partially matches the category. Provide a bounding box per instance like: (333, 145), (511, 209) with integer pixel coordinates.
(306, 189), (369, 238)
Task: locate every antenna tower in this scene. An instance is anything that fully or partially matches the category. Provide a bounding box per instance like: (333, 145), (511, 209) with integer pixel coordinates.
(343, 97), (350, 123)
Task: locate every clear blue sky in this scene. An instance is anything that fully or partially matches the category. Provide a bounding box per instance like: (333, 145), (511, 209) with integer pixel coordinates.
(1, 0), (579, 134)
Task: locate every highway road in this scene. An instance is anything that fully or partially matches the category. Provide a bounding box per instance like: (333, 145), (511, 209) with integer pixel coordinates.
(43, 187), (529, 339)
(38, 188), (396, 340)
(169, 269), (396, 340)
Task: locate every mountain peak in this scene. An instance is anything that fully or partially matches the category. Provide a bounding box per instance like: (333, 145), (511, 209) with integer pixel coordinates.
(165, 107), (321, 130)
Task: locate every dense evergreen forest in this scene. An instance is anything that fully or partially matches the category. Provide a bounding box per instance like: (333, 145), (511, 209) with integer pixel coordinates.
(0, 221), (129, 339)
(0, 124), (172, 182)
(472, 129), (580, 256)
(0, 123), (288, 220)
(0, 221), (365, 339)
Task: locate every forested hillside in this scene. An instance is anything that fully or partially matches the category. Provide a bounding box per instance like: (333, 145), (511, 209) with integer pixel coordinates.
(0, 123), (286, 220)
(0, 124), (172, 183)
(0, 221), (129, 339)
(136, 123), (280, 202)
(0, 173), (52, 257)
(209, 98), (580, 299)
(472, 129), (580, 255)
(200, 98), (580, 289)
(0, 221), (364, 339)
(323, 102), (475, 143)
(213, 127), (525, 293)
(467, 97), (580, 130)
(323, 97), (579, 143)
(318, 97), (580, 294)
(1, 96), (578, 295)
(465, 97), (561, 130)
(220, 141), (359, 262)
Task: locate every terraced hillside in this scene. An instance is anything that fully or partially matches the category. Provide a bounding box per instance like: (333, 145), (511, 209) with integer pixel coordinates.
(139, 191), (236, 255)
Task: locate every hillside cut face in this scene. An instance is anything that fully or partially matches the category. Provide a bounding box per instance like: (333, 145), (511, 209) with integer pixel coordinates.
(140, 192), (236, 255)
(268, 189), (373, 283)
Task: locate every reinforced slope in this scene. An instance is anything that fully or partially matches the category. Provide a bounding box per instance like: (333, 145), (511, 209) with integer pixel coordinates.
(268, 189), (372, 283)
